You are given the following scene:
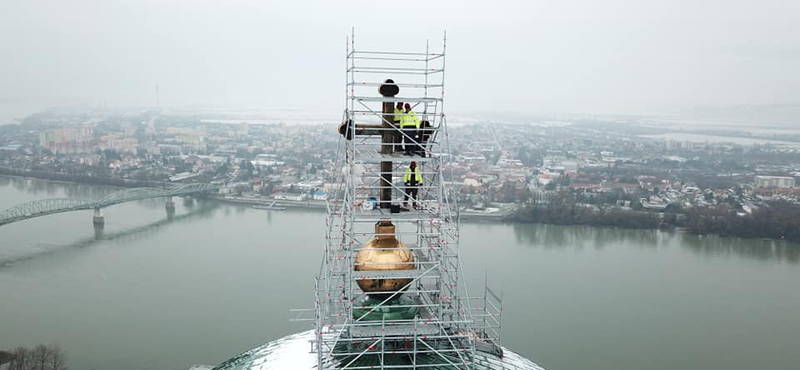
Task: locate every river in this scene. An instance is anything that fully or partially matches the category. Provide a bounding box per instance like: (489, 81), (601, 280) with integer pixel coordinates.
(1, 176), (799, 370)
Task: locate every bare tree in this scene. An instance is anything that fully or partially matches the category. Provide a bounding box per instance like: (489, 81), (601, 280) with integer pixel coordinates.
(46, 346), (66, 370)
(29, 345), (48, 370)
(8, 347), (30, 370)
(5, 345), (67, 370)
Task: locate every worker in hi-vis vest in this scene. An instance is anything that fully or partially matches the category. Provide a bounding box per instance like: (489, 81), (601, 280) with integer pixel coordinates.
(403, 161), (423, 209)
(393, 102), (404, 153)
(400, 103), (420, 156)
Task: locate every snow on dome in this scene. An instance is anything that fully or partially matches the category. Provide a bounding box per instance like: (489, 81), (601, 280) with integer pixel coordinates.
(211, 330), (545, 370)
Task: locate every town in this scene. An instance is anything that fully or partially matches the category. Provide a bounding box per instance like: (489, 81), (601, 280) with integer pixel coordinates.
(2, 107), (800, 240)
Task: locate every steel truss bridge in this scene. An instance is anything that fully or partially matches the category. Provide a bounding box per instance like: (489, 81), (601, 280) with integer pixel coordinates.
(0, 183), (220, 226)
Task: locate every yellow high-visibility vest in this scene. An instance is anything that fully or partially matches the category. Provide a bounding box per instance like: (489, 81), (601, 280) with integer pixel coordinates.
(404, 167), (422, 183)
(393, 108), (404, 124)
(400, 110), (420, 128)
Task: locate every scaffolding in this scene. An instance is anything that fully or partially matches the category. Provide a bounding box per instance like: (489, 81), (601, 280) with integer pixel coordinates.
(306, 31), (504, 369)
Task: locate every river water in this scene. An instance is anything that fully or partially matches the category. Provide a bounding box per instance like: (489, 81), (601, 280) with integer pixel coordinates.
(1, 176), (799, 370)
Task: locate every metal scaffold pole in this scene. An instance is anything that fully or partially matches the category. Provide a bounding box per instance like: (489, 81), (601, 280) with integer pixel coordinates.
(304, 30), (508, 370)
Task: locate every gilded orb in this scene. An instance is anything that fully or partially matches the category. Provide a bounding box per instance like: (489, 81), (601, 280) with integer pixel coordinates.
(354, 220), (415, 297)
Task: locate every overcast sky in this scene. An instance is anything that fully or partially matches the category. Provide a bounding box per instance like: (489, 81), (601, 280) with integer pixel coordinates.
(1, 0), (798, 122)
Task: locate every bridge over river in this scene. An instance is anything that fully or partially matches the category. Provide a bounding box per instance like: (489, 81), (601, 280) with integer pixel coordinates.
(0, 183), (220, 226)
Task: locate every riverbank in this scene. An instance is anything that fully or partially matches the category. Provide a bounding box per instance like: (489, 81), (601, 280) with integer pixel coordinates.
(0, 167), (171, 188)
(215, 195), (516, 221)
(460, 202), (518, 221)
(2, 169), (796, 244)
(508, 201), (800, 245)
(215, 195), (327, 210)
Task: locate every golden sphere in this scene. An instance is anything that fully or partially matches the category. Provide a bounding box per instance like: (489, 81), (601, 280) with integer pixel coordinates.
(354, 221), (415, 295)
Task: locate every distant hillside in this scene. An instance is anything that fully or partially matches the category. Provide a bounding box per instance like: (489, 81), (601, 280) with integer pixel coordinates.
(677, 104), (800, 126)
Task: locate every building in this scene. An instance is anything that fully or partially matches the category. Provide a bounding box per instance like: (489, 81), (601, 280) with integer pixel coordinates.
(98, 136), (138, 153)
(169, 172), (200, 182)
(251, 154), (285, 168)
(273, 192), (307, 201)
(252, 178), (263, 192)
(754, 175), (795, 188)
(38, 124), (94, 154)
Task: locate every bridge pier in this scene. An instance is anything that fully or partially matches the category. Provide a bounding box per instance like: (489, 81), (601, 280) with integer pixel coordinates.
(93, 222), (104, 239)
(166, 196), (176, 211)
(92, 207), (104, 226)
(166, 197), (176, 220)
